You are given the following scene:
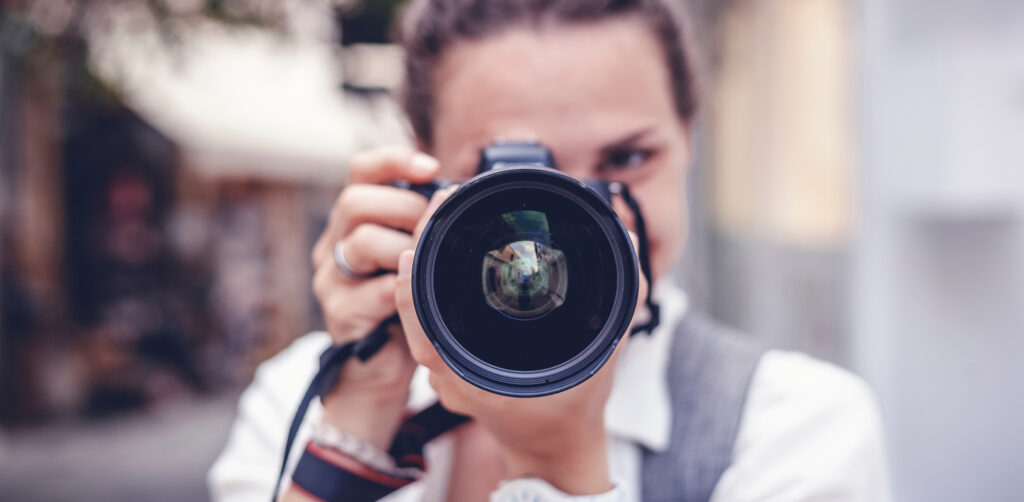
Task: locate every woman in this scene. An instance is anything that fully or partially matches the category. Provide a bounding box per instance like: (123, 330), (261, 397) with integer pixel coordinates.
(210, 0), (890, 500)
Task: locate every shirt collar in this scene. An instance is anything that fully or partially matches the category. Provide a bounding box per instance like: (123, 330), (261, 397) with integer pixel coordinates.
(604, 281), (688, 453)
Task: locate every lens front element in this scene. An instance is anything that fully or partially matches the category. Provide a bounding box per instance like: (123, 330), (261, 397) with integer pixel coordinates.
(412, 167), (639, 397)
(482, 211), (568, 319)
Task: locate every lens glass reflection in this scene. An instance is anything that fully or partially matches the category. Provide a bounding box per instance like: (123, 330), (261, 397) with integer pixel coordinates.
(432, 186), (617, 371)
(481, 211), (568, 319)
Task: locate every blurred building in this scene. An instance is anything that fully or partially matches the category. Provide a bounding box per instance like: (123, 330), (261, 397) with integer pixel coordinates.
(0, 0), (409, 424)
(684, 1), (1024, 500)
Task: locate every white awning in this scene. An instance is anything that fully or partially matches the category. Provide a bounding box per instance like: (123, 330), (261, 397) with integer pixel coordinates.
(83, 2), (409, 184)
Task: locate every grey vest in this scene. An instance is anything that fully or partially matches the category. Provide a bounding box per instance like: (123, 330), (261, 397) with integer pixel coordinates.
(640, 313), (766, 502)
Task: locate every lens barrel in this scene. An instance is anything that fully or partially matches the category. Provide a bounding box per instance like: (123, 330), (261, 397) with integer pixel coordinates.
(411, 166), (639, 397)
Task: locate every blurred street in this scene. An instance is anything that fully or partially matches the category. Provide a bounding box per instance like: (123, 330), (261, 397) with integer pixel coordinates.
(0, 393), (239, 501)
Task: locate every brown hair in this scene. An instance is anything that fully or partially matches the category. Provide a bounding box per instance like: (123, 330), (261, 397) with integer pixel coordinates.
(398, 0), (699, 147)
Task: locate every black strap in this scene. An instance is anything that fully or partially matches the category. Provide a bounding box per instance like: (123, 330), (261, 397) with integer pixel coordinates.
(291, 445), (410, 502)
(388, 402), (470, 465)
(611, 182), (661, 336)
(272, 316), (468, 502)
(272, 318), (390, 501)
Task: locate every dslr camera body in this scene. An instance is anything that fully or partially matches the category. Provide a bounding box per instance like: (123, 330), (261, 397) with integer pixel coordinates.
(400, 142), (650, 397)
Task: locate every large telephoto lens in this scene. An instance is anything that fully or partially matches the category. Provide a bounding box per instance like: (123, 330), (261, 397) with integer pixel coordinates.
(411, 166), (639, 397)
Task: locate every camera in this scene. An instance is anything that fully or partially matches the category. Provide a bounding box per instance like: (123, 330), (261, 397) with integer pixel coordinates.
(403, 142), (641, 397)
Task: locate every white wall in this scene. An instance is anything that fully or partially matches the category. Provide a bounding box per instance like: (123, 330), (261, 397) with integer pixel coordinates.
(853, 1), (1024, 500)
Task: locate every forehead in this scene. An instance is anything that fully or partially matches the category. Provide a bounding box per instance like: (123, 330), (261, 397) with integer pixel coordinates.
(431, 17), (678, 173)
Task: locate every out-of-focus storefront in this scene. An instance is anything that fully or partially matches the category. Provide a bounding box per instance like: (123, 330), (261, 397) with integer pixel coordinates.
(0, 0), (407, 426)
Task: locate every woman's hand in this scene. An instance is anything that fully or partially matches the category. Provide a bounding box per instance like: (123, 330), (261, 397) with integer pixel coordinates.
(309, 146), (441, 449)
(393, 189), (649, 495)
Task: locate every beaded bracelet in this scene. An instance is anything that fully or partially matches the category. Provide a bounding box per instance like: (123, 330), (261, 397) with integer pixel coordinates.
(310, 421), (424, 480)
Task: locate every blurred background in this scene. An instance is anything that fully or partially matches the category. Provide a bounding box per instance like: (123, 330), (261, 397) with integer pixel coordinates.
(0, 0), (1020, 501)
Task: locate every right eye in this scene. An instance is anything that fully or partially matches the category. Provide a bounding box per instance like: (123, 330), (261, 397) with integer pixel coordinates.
(598, 148), (654, 174)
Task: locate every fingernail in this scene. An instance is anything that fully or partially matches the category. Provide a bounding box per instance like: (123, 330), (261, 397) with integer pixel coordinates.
(397, 250), (414, 280)
(410, 153), (439, 176)
(439, 184), (460, 202)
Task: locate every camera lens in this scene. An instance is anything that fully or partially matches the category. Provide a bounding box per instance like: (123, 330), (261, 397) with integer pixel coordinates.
(413, 167), (638, 397)
(481, 211), (568, 320)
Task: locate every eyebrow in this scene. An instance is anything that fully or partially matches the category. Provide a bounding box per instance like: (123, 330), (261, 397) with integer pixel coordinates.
(598, 127), (657, 154)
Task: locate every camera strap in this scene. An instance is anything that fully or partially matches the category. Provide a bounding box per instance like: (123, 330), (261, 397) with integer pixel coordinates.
(609, 182), (662, 337)
(272, 318), (469, 502)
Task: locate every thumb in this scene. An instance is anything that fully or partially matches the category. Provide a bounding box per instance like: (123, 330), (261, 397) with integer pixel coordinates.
(627, 231), (650, 307)
(395, 249), (444, 370)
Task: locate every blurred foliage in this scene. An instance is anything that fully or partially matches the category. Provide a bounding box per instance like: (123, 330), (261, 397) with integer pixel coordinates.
(0, 0), (289, 67)
(0, 0), (410, 93)
(0, 0), (303, 110)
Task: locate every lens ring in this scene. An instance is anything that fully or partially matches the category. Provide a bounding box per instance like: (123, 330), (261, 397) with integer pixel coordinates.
(411, 167), (639, 397)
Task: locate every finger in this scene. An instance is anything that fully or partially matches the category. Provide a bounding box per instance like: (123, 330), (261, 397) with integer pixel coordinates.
(360, 321), (416, 368)
(612, 195), (637, 232)
(312, 185), (429, 266)
(335, 185), (429, 236)
(341, 223), (416, 276)
(411, 185), (460, 243)
(313, 261), (399, 341)
(348, 146), (439, 185)
(627, 231), (650, 296)
(626, 230), (650, 322)
(327, 276), (398, 342)
(394, 249), (444, 370)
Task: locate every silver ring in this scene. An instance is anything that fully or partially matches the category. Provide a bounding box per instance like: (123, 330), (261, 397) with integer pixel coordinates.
(333, 240), (374, 279)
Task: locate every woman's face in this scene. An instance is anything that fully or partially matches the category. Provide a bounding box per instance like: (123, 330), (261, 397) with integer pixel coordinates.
(427, 16), (691, 281)
(412, 17), (691, 415)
